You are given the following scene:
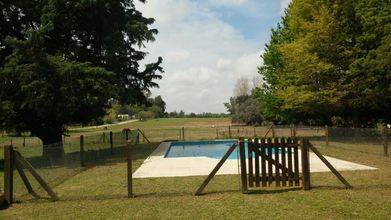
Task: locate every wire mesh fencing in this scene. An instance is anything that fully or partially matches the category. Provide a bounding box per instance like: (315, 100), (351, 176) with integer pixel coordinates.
(135, 125), (325, 143)
(2, 124), (389, 203)
(8, 130), (133, 202)
(325, 127), (388, 156)
(137, 125), (388, 157)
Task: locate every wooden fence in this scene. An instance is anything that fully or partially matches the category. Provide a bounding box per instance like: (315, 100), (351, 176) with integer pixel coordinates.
(195, 137), (351, 195)
(2, 145), (59, 207)
(239, 138), (310, 193)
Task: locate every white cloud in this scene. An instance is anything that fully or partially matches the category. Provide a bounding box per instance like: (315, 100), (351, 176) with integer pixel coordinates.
(233, 51), (263, 79)
(216, 58), (232, 69)
(135, 0), (264, 113)
(207, 0), (248, 6)
(165, 50), (190, 63)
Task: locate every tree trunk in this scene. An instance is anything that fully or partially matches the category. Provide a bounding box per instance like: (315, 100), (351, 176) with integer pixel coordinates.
(41, 132), (64, 161)
(353, 110), (361, 128)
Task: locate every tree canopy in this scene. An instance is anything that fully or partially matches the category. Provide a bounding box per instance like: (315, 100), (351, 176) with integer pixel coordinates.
(0, 0), (163, 151)
(225, 78), (263, 125)
(257, 0), (391, 126)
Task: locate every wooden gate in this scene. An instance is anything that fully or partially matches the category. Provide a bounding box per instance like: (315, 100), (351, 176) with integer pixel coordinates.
(238, 138), (311, 193)
(195, 137), (351, 196)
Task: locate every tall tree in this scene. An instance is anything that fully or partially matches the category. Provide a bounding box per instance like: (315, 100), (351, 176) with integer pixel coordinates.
(226, 78), (263, 125)
(0, 0), (163, 156)
(256, 6), (296, 123)
(257, 0), (391, 126)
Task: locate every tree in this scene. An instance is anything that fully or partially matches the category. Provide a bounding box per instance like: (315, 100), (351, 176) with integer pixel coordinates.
(153, 96), (166, 115)
(0, 33), (114, 157)
(148, 105), (162, 119)
(224, 97), (236, 115)
(226, 78), (263, 125)
(233, 77), (251, 97)
(0, 0), (163, 156)
(257, 0), (391, 126)
(256, 6), (296, 123)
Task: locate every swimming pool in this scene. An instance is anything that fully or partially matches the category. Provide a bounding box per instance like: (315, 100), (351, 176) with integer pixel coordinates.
(164, 140), (247, 160)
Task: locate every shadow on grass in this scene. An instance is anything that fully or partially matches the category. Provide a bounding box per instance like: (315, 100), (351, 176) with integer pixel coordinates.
(15, 183), (391, 204)
(245, 187), (302, 195)
(310, 185), (350, 190)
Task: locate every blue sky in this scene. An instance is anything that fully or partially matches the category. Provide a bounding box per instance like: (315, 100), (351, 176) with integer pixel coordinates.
(135, 0), (291, 113)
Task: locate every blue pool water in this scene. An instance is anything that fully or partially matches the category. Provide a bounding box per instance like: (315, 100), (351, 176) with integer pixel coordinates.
(165, 140), (238, 159)
(164, 140), (279, 160)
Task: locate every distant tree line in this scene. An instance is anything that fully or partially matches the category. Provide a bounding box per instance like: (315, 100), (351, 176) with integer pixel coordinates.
(167, 111), (229, 118)
(102, 95), (166, 123)
(103, 94), (229, 123)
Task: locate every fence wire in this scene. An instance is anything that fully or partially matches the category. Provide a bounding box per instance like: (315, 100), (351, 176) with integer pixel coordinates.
(8, 130), (133, 202)
(1, 125), (389, 202)
(326, 127), (387, 156)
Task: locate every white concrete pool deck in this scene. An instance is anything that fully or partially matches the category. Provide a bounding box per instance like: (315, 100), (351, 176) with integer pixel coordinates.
(133, 142), (377, 178)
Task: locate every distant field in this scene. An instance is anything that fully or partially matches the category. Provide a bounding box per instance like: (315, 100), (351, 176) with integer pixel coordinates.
(68, 117), (232, 134)
(0, 118), (231, 151)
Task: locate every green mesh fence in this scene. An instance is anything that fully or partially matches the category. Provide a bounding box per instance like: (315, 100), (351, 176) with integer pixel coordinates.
(1, 125), (389, 202)
(326, 127), (387, 156)
(12, 140), (82, 201)
(136, 125), (325, 142)
(6, 130), (133, 202)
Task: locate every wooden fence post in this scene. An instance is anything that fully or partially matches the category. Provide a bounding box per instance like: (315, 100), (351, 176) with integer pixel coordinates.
(290, 124), (293, 137)
(325, 125), (329, 146)
(125, 129), (129, 141)
(216, 128), (219, 139)
(382, 126), (389, 157)
(13, 152), (59, 201)
(271, 125), (275, 138)
(293, 124), (297, 137)
(127, 141), (134, 198)
(80, 135), (85, 167)
(194, 143), (238, 195)
(301, 138), (311, 190)
(239, 138), (248, 193)
(308, 142), (352, 189)
(228, 126), (231, 138)
(4, 145), (14, 205)
(182, 127), (185, 141)
(110, 131), (113, 155)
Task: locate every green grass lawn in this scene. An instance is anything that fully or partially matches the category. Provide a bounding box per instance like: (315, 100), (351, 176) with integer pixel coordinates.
(0, 118), (232, 152)
(68, 117), (231, 135)
(1, 140), (390, 219)
(0, 118), (389, 219)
